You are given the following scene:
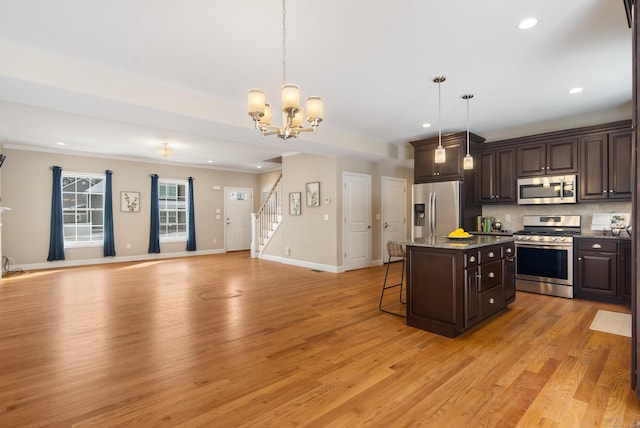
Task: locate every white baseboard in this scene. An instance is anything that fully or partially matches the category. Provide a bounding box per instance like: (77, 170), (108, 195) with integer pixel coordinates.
(258, 253), (344, 273)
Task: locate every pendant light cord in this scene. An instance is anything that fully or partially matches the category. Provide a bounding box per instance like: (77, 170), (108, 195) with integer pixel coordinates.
(438, 79), (442, 147)
(282, 0), (287, 86)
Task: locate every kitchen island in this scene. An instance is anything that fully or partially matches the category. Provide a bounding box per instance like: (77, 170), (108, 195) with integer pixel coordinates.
(406, 235), (516, 338)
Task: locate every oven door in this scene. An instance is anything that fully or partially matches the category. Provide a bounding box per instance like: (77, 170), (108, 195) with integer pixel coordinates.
(515, 241), (573, 286)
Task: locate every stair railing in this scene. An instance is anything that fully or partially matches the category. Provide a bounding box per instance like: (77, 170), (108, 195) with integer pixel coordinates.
(251, 174), (283, 258)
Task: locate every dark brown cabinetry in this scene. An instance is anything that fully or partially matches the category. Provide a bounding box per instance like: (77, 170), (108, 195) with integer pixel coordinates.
(411, 132), (485, 183)
(516, 138), (578, 177)
(477, 148), (516, 203)
(579, 130), (632, 201)
(406, 240), (515, 337)
(575, 237), (631, 304)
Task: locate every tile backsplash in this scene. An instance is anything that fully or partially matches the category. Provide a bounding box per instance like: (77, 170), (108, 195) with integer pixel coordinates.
(481, 201), (632, 233)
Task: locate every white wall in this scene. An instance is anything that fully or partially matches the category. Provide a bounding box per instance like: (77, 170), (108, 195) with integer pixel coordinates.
(2, 148), (258, 267)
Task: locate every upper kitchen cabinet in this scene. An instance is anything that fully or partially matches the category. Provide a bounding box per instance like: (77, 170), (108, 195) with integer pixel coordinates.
(579, 129), (632, 201)
(516, 137), (578, 177)
(477, 147), (516, 203)
(411, 132), (485, 183)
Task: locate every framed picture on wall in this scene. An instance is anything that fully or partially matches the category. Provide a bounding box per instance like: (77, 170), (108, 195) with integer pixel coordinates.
(306, 182), (320, 207)
(121, 191), (140, 212)
(289, 192), (301, 215)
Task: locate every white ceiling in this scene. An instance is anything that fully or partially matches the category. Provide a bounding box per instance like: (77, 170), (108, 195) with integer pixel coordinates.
(0, 0), (632, 172)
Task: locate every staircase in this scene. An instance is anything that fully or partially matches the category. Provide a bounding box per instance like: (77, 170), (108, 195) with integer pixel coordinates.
(251, 174), (283, 258)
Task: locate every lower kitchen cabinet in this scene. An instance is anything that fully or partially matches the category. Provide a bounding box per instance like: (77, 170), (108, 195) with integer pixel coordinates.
(406, 240), (516, 337)
(574, 237), (630, 304)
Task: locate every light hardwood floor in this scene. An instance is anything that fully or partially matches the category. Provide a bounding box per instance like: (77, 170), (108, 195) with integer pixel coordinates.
(1, 251), (639, 427)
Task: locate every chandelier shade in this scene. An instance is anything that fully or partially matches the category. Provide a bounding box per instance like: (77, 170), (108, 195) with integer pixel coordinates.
(247, 0), (323, 140)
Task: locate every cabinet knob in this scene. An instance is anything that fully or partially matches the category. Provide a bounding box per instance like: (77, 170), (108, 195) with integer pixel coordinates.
(506, 248), (512, 254)
(488, 252), (495, 258)
(577, 257), (582, 261)
(546, 166), (550, 170)
(592, 243), (602, 249)
(489, 298), (495, 304)
(603, 190), (608, 194)
(488, 272), (495, 278)
(469, 256), (476, 262)
(541, 167), (545, 171)
(609, 189), (614, 193)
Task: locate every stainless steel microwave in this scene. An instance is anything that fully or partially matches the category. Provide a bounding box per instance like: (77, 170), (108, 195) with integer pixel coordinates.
(517, 174), (577, 205)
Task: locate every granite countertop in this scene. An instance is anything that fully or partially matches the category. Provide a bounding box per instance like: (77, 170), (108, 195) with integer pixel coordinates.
(577, 232), (632, 240)
(408, 234), (516, 250)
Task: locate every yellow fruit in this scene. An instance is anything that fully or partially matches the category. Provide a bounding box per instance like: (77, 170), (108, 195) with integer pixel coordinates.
(448, 228), (467, 237)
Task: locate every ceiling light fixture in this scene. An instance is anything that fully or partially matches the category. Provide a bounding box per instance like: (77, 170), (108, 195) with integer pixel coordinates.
(158, 143), (172, 157)
(247, 0), (323, 140)
(434, 76), (446, 164)
(518, 18), (538, 30)
(568, 87), (583, 94)
(422, 123), (431, 128)
(462, 94), (474, 170)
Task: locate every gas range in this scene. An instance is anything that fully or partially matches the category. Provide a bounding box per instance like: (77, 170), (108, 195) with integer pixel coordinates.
(514, 215), (581, 243)
(514, 215), (581, 299)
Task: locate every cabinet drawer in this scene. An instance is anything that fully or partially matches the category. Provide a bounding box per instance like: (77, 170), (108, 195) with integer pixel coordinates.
(479, 261), (502, 291)
(503, 243), (515, 258)
(480, 286), (505, 319)
(479, 246), (501, 263)
(464, 252), (478, 268)
(576, 239), (617, 252)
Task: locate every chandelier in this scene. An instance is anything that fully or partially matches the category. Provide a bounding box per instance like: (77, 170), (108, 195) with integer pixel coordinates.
(247, 0), (323, 140)
(158, 142), (172, 157)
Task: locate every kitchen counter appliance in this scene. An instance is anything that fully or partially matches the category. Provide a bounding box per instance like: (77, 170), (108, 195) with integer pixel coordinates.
(514, 215), (581, 298)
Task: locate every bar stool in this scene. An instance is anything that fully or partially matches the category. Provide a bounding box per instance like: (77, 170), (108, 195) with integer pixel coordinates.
(378, 241), (406, 317)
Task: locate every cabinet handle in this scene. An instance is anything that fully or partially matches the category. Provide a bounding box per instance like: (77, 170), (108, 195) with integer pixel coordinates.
(488, 252), (495, 258)
(488, 272), (495, 278)
(577, 257), (582, 261)
(489, 298), (495, 304)
(546, 166), (550, 170)
(609, 189), (614, 193)
(469, 256), (476, 262)
(541, 167), (545, 171)
(591, 243), (602, 249)
(603, 190), (608, 194)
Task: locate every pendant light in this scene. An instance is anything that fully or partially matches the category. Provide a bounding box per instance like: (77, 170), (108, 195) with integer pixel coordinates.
(433, 76), (446, 164)
(462, 94), (474, 170)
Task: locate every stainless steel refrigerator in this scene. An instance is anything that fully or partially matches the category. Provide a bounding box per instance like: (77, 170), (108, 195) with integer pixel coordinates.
(412, 181), (462, 240)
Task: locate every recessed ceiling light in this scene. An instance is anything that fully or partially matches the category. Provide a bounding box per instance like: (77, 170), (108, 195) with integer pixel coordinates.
(568, 87), (583, 94)
(56, 142), (66, 146)
(207, 160), (213, 163)
(422, 123), (431, 128)
(256, 165), (262, 169)
(518, 18), (538, 30)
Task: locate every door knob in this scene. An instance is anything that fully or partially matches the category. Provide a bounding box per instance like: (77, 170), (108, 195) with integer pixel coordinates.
(368, 225), (372, 229)
(384, 222), (389, 229)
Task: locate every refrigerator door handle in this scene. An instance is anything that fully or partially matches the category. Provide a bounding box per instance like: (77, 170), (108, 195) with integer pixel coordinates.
(427, 192), (433, 236)
(431, 192), (436, 236)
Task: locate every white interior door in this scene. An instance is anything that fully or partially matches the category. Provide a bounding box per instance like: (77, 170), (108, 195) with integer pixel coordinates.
(224, 187), (253, 251)
(381, 176), (406, 262)
(343, 172), (372, 271)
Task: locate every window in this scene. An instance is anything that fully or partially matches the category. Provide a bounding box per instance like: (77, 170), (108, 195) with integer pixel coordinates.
(62, 172), (105, 245)
(159, 179), (188, 240)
